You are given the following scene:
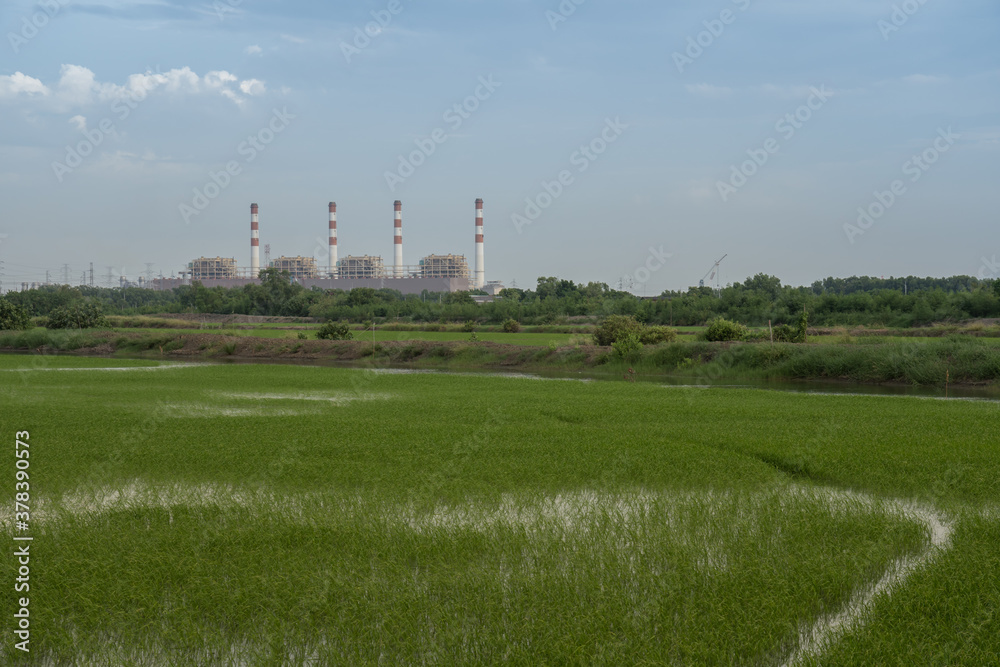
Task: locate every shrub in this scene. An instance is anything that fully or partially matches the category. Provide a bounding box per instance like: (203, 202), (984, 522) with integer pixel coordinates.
(297, 332), (308, 340)
(0, 299), (31, 331)
(703, 317), (748, 342)
(772, 324), (797, 343)
(612, 333), (643, 362)
(46, 303), (108, 330)
(502, 319), (521, 333)
(639, 325), (677, 345)
(772, 312), (809, 343)
(462, 320), (477, 333)
(317, 321), (353, 340)
(593, 315), (643, 346)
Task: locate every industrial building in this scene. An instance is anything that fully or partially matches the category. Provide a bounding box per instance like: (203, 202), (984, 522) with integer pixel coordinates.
(337, 255), (385, 280)
(270, 256), (318, 280)
(189, 257), (238, 281)
(420, 254), (470, 280)
(153, 199), (496, 295)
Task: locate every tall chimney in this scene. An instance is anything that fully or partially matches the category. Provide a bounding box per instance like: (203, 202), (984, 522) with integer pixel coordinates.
(394, 200), (403, 278)
(329, 202), (338, 277)
(250, 203), (260, 277)
(474, 198), (484, 289)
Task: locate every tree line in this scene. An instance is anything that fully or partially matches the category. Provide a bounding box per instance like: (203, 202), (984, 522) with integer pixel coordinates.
(2, 269), (999, 329)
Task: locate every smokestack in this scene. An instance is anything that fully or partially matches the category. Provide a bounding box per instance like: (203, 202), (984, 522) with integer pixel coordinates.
(250, 203), (260, 277)
(474, 198), (484, 289)
(329, 202), (338, 277)
(394, 200), (403, 278)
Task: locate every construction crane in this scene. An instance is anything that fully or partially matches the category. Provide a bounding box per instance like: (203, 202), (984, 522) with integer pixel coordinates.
(699, 254), (728, 291)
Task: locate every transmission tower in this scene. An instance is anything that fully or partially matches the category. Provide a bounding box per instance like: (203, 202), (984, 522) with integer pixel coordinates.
(105, 266), (115, 288)
(145, 263), (155, 282)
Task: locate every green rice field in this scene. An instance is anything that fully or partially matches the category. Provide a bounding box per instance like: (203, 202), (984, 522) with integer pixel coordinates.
(1, 354), (998, 664)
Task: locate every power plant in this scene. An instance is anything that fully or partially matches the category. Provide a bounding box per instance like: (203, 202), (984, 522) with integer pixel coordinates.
(153, 199), (499, 295)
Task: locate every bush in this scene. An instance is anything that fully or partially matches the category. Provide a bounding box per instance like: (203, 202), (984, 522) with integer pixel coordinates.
(46, 303), (108, 330)
(317, 321), (353, 340)
(639, 325), (677, 345)
(703, 317), (748, 342)
(502, 319), (521, 333)
(593, 315), (643, 346)
(772, 324), (797, 343)
(772, 312), (809, 343)
(462, 320), (477, 333)
(0, 299), (31, 331)
(611, 333), (643, 362)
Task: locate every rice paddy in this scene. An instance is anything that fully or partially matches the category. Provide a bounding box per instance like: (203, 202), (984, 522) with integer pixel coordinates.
(1, 354), (998, 664)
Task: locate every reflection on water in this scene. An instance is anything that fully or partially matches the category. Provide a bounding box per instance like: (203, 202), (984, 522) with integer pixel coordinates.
(217, 357), (1000, 402)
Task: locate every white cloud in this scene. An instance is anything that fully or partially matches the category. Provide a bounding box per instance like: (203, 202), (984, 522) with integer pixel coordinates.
(239, 79), (266, 96)
(757, 83), (818, 99)
(69, 115), (87, 131)
(0, 72), (50, 98)
(281, 34), (307, 44)
(245, 45), (263, 56)
(202, 70), (238, 89)
(0, 65), (266, 109)
(903, 74), (948, 85)
(685, 83), (733, 98)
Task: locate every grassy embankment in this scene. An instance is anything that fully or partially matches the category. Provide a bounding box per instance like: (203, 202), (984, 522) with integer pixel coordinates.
(1, 355), (997, 664)
(3, 325), (1000, 387)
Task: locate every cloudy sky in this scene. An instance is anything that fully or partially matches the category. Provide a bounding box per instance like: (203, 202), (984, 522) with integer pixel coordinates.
(1, 0), (998, 293)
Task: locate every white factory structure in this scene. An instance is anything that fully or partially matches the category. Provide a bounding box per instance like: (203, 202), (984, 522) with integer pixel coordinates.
(155, 199), (498, 295)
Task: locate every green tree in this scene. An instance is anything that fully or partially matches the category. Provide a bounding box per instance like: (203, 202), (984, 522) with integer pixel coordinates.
(47, 303), (108, 329)
(593, 315), (643, 346)
(0, 299), (31, 330)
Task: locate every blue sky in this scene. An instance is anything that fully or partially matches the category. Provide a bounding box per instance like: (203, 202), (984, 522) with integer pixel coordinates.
(1, 0), (998, 293)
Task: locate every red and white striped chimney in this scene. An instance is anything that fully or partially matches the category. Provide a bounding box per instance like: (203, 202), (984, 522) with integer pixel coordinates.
(329, 202), (338, 277)
(474, 198), (484, 289)
(394, 200), (403, 278)
(250, 203), (260, 277)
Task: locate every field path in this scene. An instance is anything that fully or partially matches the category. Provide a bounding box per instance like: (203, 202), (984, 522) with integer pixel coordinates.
(781, 490), (954, 666)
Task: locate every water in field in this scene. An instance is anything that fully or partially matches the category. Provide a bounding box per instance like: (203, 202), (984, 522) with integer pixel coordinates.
(3, 351), (997, 401)
(209, 357), (1000, 402)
